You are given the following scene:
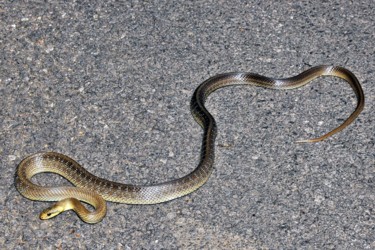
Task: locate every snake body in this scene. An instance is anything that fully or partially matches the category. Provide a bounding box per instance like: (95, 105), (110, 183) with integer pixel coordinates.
(15, 65), (365, 223)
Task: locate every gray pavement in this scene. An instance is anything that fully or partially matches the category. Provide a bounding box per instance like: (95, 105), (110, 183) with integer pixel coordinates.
(1, 1), (374, 249)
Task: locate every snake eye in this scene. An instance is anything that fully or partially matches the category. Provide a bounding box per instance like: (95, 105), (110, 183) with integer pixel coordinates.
(47, 213), (52, 217)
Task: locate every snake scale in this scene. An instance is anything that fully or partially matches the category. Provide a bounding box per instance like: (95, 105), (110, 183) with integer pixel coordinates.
(15, 65), (365, 223)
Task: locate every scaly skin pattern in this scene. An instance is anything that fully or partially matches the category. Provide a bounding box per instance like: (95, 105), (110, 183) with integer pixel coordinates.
(15, 65), (365, 223)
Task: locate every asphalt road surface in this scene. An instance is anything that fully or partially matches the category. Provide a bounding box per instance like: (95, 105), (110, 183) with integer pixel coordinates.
(1, 1), (374, 249)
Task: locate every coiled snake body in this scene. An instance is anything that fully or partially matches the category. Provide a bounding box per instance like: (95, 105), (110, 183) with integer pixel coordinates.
(15, 66), (364, 223)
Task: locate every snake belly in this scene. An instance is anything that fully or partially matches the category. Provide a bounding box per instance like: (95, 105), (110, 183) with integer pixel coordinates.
(15, 65), (365, 223)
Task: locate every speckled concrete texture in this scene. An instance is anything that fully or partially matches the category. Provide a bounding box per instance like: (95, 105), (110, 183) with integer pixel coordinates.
(1, 1), (374, 249)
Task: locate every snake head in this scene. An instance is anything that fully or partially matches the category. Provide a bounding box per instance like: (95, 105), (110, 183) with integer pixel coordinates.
(39, 202), (65, 220)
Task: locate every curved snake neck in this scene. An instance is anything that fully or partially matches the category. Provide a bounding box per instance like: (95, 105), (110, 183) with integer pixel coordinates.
(15, 65), (364, 222)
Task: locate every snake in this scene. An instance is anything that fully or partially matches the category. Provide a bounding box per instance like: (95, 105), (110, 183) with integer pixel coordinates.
(15, 65), (365, 223)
